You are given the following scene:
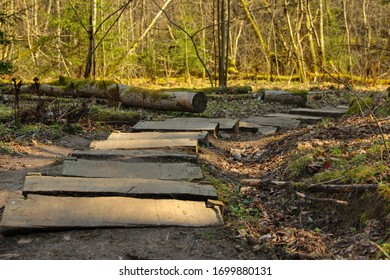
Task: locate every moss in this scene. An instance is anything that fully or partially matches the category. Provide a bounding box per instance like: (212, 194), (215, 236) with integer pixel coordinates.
(94, 80), (116, 90)
(290, 89), (309, 99)
(89, 106), (140, 124)
(347, 97), (373, 115)
(283, 154), (313, 180)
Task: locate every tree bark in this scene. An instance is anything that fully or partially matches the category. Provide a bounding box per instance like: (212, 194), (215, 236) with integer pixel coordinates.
(18, 77), (207, 113)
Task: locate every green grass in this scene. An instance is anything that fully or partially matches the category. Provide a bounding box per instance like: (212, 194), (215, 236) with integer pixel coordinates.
(0, 104), (13, 122)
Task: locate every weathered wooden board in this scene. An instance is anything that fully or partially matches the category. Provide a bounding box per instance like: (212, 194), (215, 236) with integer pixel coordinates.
(239, 121), (278, 135)
(0, 194), (224, 232)
(23, 175), (217, 200)
(241, 117), (301, 130)
(62, 158), (203, 180)
(107, 131), (209, 146)
(71, 149), (198, 162)
(289, 107), (348, 118)
(90, 138), (198, 152)
(132, 120), (219, 136)
(167, 118), (239, 133)
(263, 113), (322, 124)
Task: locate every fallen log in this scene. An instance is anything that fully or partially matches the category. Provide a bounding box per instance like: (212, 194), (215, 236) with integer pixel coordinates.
(16, 77), (207, 113)
(258, 90), (307, 107)
(240, 179), (378, 193)
(306, 183), (378, 193)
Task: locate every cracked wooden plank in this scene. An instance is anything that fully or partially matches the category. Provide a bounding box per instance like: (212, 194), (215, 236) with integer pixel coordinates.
(107, 131), (209, 146)
(0, 194), (224, 233)
(71, 149), (198, 162)
(23, 175), (217, 200)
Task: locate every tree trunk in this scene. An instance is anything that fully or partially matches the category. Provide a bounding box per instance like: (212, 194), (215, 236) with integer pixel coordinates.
(18, 78), (208, 113)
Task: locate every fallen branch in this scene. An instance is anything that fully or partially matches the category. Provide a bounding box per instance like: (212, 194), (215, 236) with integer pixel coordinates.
(307, 183), (378, 193)
(240, 179), (378, 193)
(296, 191), (348, 205)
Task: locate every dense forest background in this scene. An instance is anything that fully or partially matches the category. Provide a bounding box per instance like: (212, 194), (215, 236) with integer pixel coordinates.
(0, 0), (389, 86)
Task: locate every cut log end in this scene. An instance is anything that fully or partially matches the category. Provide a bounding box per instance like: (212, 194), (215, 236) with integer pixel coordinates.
(191, 91), (208, 113)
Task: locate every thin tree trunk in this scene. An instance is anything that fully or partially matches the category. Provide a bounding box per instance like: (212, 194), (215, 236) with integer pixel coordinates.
(284, 0), (306, 82)
(342, 0), (352, 76)
(305, 0), (319, 79)
(319, 0), (326, 68)
(362, 0), (371, 80)
(240, 0), (271, 79)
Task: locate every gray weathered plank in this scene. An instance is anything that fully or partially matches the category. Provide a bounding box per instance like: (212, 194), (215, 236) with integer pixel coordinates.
(62, 158), (203, 180)
(241, 117), (301, 130)
(168, 118), (239, 133)
(71, 149), (198, 162)
(107, 131), (209, 146)
(263, 113), (322, 124)
(289, 107), (348, 118)
(23, 175), (217, 200)
(132, 120), (219, 136)
(90, 138), (198, 152)
(239, 121), (278, 135)
(0, 194), (223, 232)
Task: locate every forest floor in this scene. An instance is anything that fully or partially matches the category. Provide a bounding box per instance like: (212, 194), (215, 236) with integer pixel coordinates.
(0, 81), (389, 260)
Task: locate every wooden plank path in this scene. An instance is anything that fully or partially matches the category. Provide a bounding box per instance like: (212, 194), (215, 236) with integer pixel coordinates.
(62, 159), (203, 180)
(1, 106), (350, 233)
(107, 131), (209, 146)
(23, 175), (218, 200)
(0, 194), (223, 233)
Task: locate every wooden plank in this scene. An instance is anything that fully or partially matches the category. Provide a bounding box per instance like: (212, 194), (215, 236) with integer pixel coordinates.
(239, 121), (278, 135)
(23, 175), (217, 200)
(71, 149), (198, 162)
(62, 158), (203, 180)
(90, 138), (198, 152)
(241, 117), (301, 130)
(0, 194), (224, 232)
(132, 120), (219, 136)
(289, 107), (348, 118)
(107, 131), (209, 146)
(263, 113), (322, 124)
(169, 118), (239, 133)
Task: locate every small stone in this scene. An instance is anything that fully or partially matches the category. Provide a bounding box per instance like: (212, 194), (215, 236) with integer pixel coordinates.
(18, 238), (32, 245)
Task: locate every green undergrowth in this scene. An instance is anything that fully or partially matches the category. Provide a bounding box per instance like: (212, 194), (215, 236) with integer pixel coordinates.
(201, 164), (260, 225)
(283, 139), (390, 200)
(89, 106), (140, 124)
(0, 103), (12, 122)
